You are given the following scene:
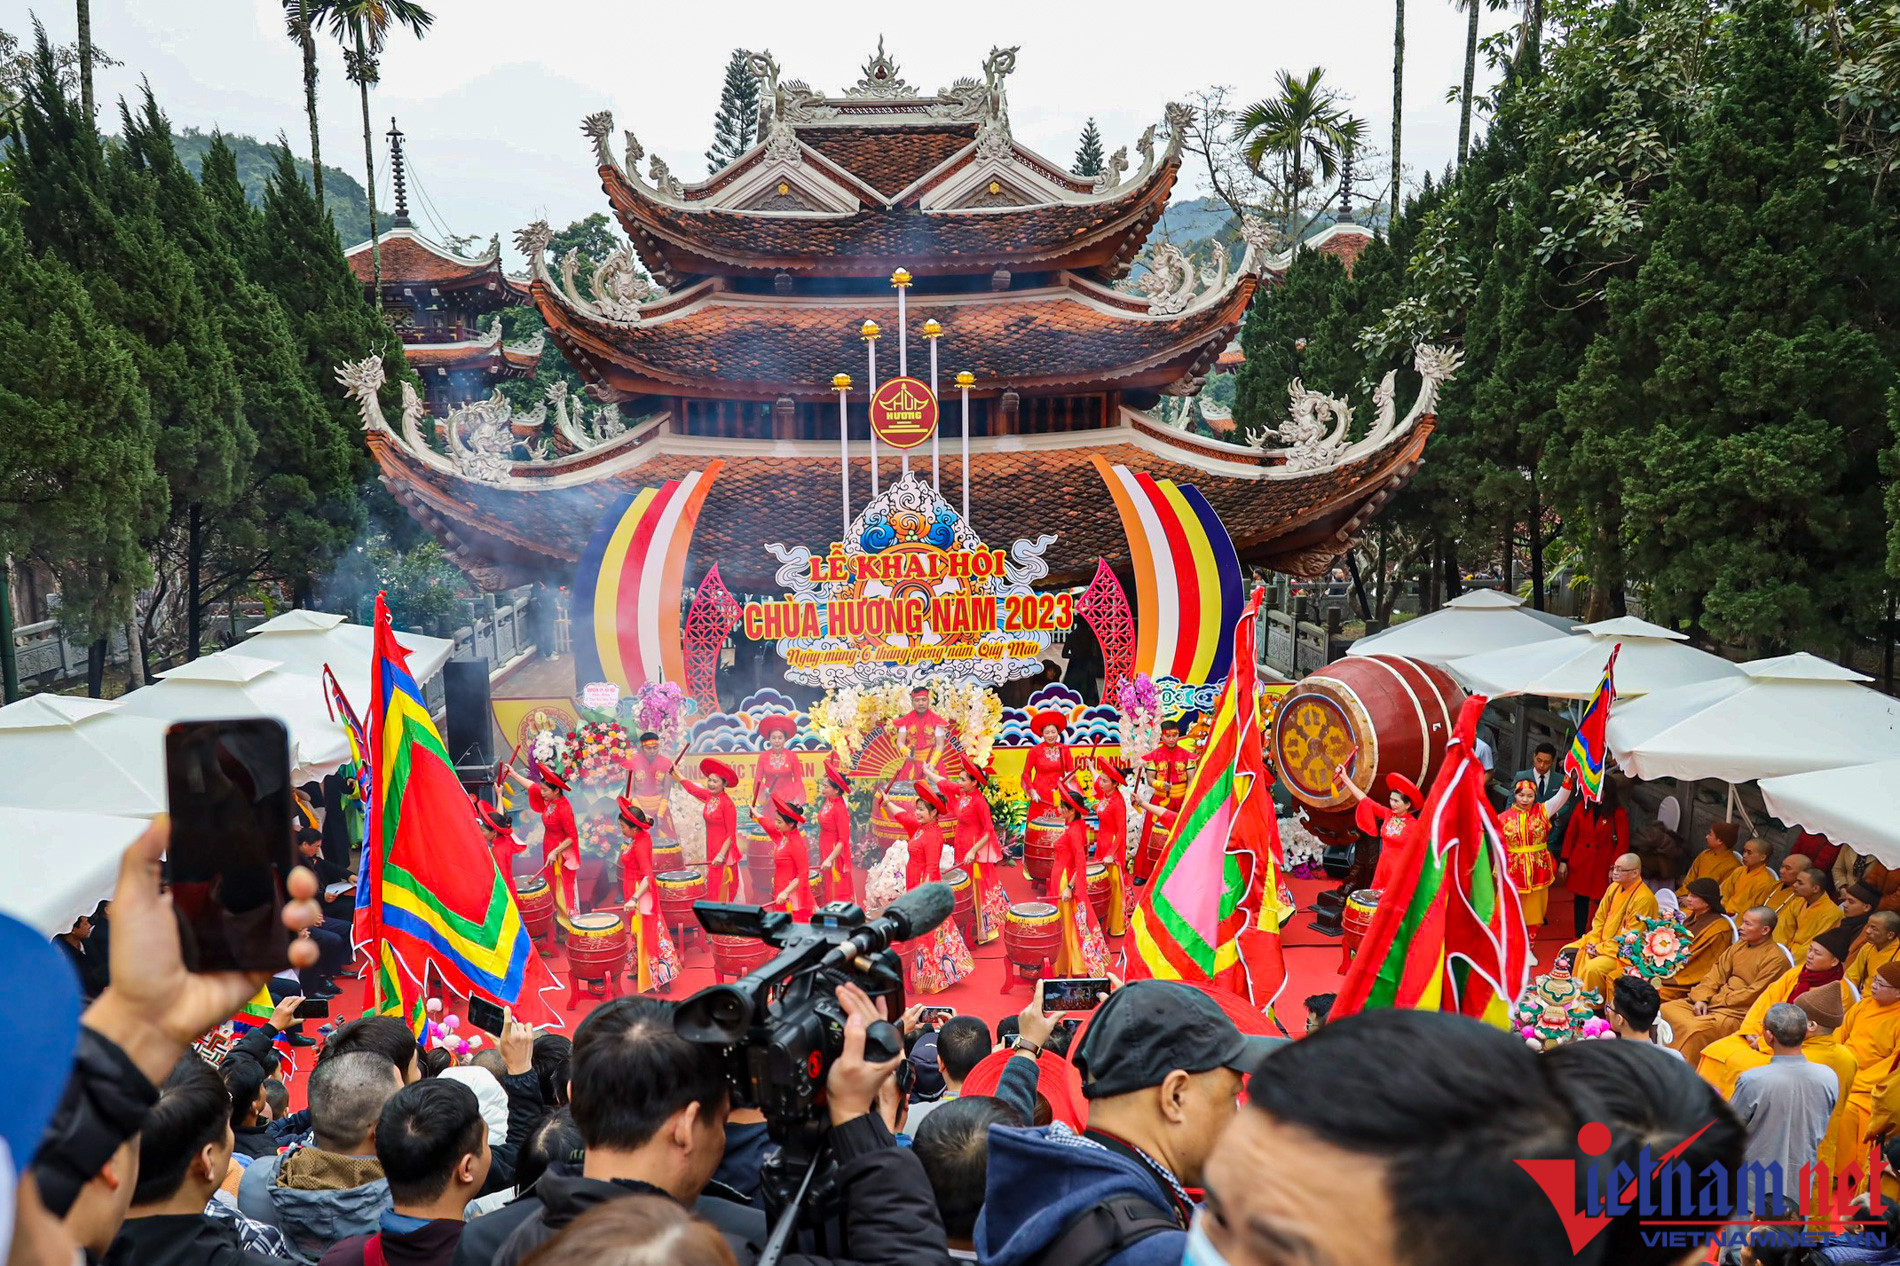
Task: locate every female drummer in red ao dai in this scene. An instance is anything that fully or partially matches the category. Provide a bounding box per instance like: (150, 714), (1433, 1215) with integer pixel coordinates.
(816, 764), (856, 905)
(1088, 761), (1131, 936)
(1332, 766), (1425, 893)
(616, 797), (680, 992)
(921, 754), (1008, 944)
(1051, 779), (1109, 976)
(750, 716), (806, 818)
(1022, 709), (1074, 819)
(506, 761), (581, 928)
(675, 757), (742, 902)
(875, 781), (973, 992)
(762, 794), (816, 921)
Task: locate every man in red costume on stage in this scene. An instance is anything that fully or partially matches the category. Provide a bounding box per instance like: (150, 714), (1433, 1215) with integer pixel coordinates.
(762, 795), (815, 920)
(676, 757), (741, 902)
(817, 764), (856, 905)
(1135, 717), (1194, 882)
(506, 762), (580, 928)
(751, 716), (807, 816)
(624, 731), (676, 838)
(893, 685), (949, 781)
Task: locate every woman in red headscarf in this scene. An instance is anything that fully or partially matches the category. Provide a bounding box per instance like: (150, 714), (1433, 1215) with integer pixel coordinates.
(1332, 766), (1425, 893)
(675, 757), (741, 902)
(751, 716), (806, 817)
(1022, 710), (1073, 820)
(1051, 779), (1109, 976)
(816, 764), (856, 905)
(923, 754), (1007, 943)
(1090, 761), (1131, 936)
(617, 798), (679, 992)
(875, 781), (973, 992)
(762, 794), (815, 920)
(507, 761), (581, 928)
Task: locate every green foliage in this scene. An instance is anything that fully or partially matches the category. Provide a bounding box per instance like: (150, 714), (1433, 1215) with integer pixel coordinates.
(1074, 118), (1105, 177)
(171, 126), (371, 244)
(706, 50), (759, 174)
(323, 531), (467, 631)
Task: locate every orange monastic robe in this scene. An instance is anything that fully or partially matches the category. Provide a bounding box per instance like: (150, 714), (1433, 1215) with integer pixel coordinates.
(1777, 896), (1845, 963)
(1657, 914), (1737, 1002)
(1564, 879), (1660, 996)
(1696, 971), (1855, 1097)
(1657, 938), (1796, 1063)
(1684, 847), (1744, 890)
(1837, 997), (1900, 1148)
(1720, 864), (1780, 919)
(1848, 941), (1900, 994)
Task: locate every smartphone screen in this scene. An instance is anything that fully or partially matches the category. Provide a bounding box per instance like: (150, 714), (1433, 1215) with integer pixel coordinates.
(294, 997), (329, 1020)
(1041, 977), (1111, 1012)
(919, 1006), (956, 1027)
(468, 994), (508, 1038)
(165, 718), (294, 973)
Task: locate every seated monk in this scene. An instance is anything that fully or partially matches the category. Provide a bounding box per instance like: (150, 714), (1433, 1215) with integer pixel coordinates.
(1695, 925), (1854, 1096)
(1659, 906), (1796, 1064)
(1563, 852), (1657, 996)
(1775, 864), (1844, 962)
(1657, 878), (1737, 1003)
(1837, 964), (1900, 1158)
(1839, 882), (1880, 957)
(1683, 821), (1743, 889)
(1848, 910), (1900, 993)
(1764, 853), (1811, 922)
(1720, 837), (1780, 918)
(1833, 846), (1900, 914)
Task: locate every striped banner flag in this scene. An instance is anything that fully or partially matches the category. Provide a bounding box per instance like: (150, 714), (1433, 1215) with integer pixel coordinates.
(360, 592), (564, 1027)
(1126, 586), (1287, 1010)
(1332, 695), (1533, 1027)
(1565, 645), (1620, 804)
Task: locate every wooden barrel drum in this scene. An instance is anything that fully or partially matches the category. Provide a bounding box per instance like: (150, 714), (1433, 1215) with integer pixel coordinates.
(514, 876), (553, 943)
(946, 866), (974, 939)
(651, 841), (684, 873)
(1342, 889), (1381, 960)
(1004, 901), (1062, 984)
(711, 932), (776, 981)
(743, 827), (775, 903)
(1086, 862), (1111, 925)
(565, 912), (628, 1010)
(1023, 812), (1064, 886)
(656, 869), (704, 944)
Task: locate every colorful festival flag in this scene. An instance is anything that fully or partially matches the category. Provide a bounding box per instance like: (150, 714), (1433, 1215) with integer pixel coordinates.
(360, 593), (564, 1027)
(1565, 645), (1620, 804)
(372, 939), (427, 1037)
(1331, 695), (1533, 1027)
(1126, 587), (1287, 1009)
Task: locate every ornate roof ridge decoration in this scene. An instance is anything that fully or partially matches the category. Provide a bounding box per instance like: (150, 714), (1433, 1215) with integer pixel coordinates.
(515, 218), (669, 326)
(344, 222), (503, 268)
(844, 36), (915, 98)
(1242, 344), (1461, 474)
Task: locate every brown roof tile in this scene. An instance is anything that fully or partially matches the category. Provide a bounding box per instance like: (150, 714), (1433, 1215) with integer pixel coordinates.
(798, 124), (976, 196)
(346, 229), (511, 290)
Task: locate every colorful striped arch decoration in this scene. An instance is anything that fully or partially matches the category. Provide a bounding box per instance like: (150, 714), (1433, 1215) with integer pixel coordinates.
(574, 463), (724, 693)
(1091, 456), (1245, 686)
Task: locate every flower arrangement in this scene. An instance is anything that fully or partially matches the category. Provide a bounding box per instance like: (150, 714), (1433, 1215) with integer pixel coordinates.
(936, 679), (1004, 766)
(1613, 915), (1696, 981)
(1512, 972), (1604, 1049)
(528, 727), (570, 774)
(1117, 674), (1161, 757)
(569, 721), (636, 787)
(1280, 815), (1328, 878)
(632, 681), (696, 750)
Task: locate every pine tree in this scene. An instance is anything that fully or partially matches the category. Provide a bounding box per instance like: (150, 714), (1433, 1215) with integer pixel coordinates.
(705, 50), (759, 173)
(1562, 0), (1898, 650)
(1074, 118), (1105, 177)
(1231, 250), (1351, 431)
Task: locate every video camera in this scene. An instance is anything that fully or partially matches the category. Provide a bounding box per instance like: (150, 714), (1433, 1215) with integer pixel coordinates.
(673, 882), (954, 1138)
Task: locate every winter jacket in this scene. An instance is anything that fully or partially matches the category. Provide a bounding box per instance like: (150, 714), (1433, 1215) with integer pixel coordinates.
(237, 1146), (392, 1263)
(489, 1174), (764, 1266)
(231, 1124), (279, 1159)
(105, 1213), (283, 1266)
(34, 1028), (159, 1219)
(320, 1213), (464, 1266)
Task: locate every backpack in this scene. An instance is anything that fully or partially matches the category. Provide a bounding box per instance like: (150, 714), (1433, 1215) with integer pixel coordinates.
(1029, 1194), (1179, 1266)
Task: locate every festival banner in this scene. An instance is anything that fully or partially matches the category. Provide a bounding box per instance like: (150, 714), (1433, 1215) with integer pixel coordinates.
(1565, 645), (1620, 803)
(743, 473), (1069, 689)
(491, 697), (583, 757)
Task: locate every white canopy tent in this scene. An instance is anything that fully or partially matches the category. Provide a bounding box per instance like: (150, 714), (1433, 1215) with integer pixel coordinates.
(0, 807), (147, 936)
(114, 653), (349, 778)
(1607, 653), (1900, 782)
(1446, 616), (1744, 700)
(1346, 589), (1574, 667)
(0, 694), (167, 816)
(1761, 759), (1900, 868)
(229, 610), (452, 713)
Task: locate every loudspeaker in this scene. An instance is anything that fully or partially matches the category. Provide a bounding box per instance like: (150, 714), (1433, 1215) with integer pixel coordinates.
(443, 660), (494, 772)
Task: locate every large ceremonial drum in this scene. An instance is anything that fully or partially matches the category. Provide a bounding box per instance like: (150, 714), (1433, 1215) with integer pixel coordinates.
(1005, 901), (1062, 975)
(807, 868), (823, 905)
(711, 932), (775, 981)
(566, 912), (627, 982)
(1086, 862), (1111, 925)
(514, 876), (553, 941)
(1023, 811), (1064, 885)
(657, 869), (704, 940)
(1269, 654), (1466, 845)
(652, 841), (684, 873)
(946, 866), (974, 939)
(1342, 888), (1382, 959)
(743, 826), (776, 902)
(870, 792), (914, 852)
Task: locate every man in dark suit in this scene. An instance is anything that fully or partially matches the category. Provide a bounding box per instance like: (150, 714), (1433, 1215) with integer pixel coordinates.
(1514, 742), (1575, 848)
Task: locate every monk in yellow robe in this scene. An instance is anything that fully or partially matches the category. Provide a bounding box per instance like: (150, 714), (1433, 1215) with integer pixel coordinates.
(1848, 911), (1900, 993)
(1720, 837), (1780, 918)
(1792, 988), (1860, 1176)
(1695, 926), (1854, 1096)
(1683, 820), (1743, 889)
(1658, 879), (1736, 1003)
(1776, 865), (1844, 962)
(1563, 852), (1657, 996)
(1839, 964), (1900, 1163)
(1660, 906), (1797, 1063)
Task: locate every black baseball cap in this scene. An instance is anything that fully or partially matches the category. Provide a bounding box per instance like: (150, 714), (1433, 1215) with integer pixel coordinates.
(1072, 981), (1283, 1099)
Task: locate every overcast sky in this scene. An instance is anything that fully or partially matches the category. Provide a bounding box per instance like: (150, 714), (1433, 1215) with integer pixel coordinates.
(14, 0), (1517, 266)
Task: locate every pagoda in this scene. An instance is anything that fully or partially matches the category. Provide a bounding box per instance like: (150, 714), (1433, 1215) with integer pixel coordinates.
(344, 121), (542, 416)
(354, 46), (1445, 595)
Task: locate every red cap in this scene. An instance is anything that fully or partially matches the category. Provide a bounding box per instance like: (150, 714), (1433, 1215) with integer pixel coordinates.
(616, 796), (652, 829)
(771, 794), (806, 826)
(914, 782), (949, 815)
(534, 761), (571, 792)
(1031, 710), (1068, 737)
(1094, 761), (1128, 789)
(700, 757), (739, 787)
(1057, 779), (1090, 817)
(758, 715), (796, 743)
(474, 798), (509, 831)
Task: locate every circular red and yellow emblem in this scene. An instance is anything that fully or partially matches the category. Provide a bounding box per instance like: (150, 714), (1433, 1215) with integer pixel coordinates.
(868, 377), (939, 450)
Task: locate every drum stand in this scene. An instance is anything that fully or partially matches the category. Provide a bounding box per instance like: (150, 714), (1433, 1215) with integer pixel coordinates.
(565, 959), (625, 1012)
(1311, 836), (1378, 934)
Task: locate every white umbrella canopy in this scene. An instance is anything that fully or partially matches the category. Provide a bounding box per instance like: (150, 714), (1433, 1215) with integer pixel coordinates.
(1446, 617), (1743, 700)
(1606, 653), (1900, 782)
(0, 807), (148, 936)
(0, 695), (168, 816)
(114, 653), (349, 777)
(1346, 589), (1574, 667)
(1760, 758), (1900, 868)
(230, 610), (452, 713)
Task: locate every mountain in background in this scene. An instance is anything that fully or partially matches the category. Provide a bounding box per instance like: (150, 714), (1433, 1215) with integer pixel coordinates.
(173, 128), (373, 246)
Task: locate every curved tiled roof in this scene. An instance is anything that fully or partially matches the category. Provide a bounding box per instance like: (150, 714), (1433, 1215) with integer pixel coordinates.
(534, 274), (1254, 402)
(345, 227), (528, 297)
(797, 124), (978, 197)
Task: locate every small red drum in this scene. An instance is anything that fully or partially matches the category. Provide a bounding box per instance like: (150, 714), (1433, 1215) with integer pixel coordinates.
(1342, 888), (1382, 960)
(1086, 862), (1111, 925)
(656, 869), (704, 942)
(564, 911), (628, 1011)
(515, 876), (553, 941)
(651, 841), (684, 873)
(744, 827), (776, 903)
(1023, 812), (1064, 885)
(1005, 901), (1062, 978)
(711, 932), (775, 981)
(946, 866), (974, 939)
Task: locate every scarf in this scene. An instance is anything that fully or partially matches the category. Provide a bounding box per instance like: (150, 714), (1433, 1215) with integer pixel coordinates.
(1793, 961), (1844, 997)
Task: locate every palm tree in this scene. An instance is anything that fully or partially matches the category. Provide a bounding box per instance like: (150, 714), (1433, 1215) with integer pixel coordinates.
(1454, 0), (1511, 160)
(322, 0), (434, 297)
(75, 0), (92, 118)
(1235, 69), (1361, 245)
(1391, 0), (1405, 221)
(283, 0), (330, 211)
